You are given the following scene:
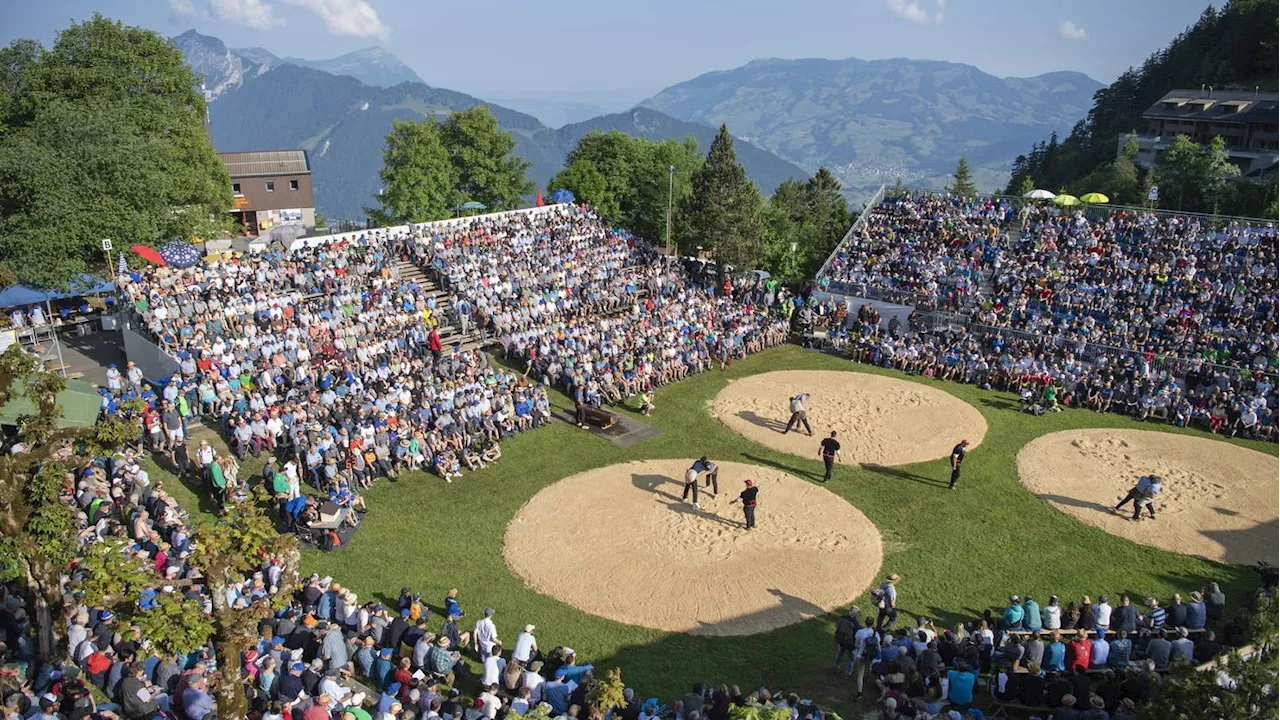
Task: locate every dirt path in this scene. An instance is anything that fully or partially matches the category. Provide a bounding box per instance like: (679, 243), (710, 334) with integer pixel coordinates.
(503, 459), (883, 635)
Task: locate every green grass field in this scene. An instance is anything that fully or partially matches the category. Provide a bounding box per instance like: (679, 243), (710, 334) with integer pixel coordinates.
(144, 345), (1276, 713)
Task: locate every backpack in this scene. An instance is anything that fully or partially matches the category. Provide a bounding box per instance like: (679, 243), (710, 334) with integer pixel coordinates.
(870, 586), (886, 609)
(860, 632), (880, 662)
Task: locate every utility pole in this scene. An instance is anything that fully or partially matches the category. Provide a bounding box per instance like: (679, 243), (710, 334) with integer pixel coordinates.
(666, 164), (675, 259)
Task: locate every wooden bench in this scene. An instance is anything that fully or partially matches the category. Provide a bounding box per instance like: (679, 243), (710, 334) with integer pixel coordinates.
(1006, 627), (1204, 638)
(583, 405), (618, 429)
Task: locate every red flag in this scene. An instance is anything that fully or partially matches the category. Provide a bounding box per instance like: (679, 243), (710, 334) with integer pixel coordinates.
(535, 188), (544, 206)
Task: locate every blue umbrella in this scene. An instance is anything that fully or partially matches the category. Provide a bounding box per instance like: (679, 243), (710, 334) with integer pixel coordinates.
(459, 201), (486, 211)
(550, 189), (575, 204)
(159, 240), (201, 269)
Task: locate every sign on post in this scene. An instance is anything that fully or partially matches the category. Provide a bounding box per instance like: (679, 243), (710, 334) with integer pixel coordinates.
(1147, 185), (1159, 202)
(101, 238), (113, 251)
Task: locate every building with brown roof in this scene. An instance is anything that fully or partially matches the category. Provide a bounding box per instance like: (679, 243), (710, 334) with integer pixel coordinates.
(1119, 88), (1279, 181)
(219, 150), (316, 236)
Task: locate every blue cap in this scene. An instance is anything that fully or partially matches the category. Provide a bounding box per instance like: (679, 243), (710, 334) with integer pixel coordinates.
(272, 636), (285, 645)
(292, 662), (305, 672)
(378, 648), (393, 659)
(554, 668), (567, 679)
(400, 608), (410, 617)
(100, 610), (115, 621)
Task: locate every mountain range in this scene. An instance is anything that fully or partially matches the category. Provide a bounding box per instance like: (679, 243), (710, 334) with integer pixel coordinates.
(641, 57), (1102, 197)
(175, 29), (424, 99)
(177, 30), (1100, 223)
(177, 30), (806, 222)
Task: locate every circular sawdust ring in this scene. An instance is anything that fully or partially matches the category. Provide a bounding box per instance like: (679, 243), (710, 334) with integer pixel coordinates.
(502, 459), (883, 636)
(1016, 428), (1278, 564)
(710, 370), (988, 466)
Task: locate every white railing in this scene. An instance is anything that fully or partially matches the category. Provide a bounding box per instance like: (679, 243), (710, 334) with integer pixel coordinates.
(816, 184), (885, 281)
(286, 204), (574, 251)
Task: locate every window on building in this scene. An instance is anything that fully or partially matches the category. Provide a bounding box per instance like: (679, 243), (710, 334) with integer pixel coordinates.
(290, 179), (299, 191)
(232, 182), (242, 196)
(266, 181), (275, 192)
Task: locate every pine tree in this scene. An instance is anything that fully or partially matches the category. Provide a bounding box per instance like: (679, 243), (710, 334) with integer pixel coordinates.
(681, 125), (763, 286)
(950, 156), (978, 196)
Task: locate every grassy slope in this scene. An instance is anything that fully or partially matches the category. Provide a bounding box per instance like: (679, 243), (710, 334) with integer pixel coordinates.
(147, 346), (1276, 713)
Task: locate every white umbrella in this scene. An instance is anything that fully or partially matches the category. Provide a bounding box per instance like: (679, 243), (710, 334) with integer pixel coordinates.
(1023, 189), (1055, 199)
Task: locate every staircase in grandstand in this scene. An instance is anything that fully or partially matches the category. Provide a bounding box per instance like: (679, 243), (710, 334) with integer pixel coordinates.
(395, 260), (486, 352)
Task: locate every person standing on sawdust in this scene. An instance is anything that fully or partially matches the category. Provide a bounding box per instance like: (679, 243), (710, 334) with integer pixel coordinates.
(731, 478), (759, 529)
(682, 457), (716, 508)
(1115, 475), (1160, 516)
(819, 431), (842, 483)
(948, 439), (969, 489)
(784, 393), (814, 436)
(1122, 476), (1163, 521)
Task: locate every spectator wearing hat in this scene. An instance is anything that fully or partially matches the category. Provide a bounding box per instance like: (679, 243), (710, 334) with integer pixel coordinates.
(541, 668), (575, 715)
(513, 624), (538, 664)
(182, 677), (213, 720)
(1169, 627), (1195, 665)
(524, 660), (547, 703)
(1001, 596), (1024, 631)
(1185, 592), (1207, 630)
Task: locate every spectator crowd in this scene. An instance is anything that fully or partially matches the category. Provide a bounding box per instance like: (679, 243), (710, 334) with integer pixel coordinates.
(815, 192), (1278, 440)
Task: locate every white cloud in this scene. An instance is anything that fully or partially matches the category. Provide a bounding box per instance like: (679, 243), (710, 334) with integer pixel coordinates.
(209, 0), (286, 30)
(170, 0), (198, 17)
(283, 0), (389, 39)
(886, 0), (945, 24)
(1058, 20), (1088, 40)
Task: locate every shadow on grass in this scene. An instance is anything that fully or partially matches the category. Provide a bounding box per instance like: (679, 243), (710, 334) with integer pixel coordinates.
(742, 453), (820, 481)
(860, 463), (946, 489)
(151, 451), (223, 516)
(979, 397), (1022, 412)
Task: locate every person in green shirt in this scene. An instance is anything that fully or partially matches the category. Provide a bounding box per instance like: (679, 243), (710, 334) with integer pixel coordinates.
(209, 460), (227, 506)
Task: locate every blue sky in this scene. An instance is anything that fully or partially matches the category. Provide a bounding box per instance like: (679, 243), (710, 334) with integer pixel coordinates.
(1, 0), (1218, 101)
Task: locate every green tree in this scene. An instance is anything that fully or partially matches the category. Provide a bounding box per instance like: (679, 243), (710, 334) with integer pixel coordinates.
(1013, 174), (1035, 198)
(563, 131), (638, 218)
(549, 161), (611, 216)
(1157, 135), (1204, 210)
(191, 490), (299, 720)
(0, 347), (78, 659)
(0, 15), (232, 288)
(626, 136), (701, 250)
(369, 119), (459, 224)
(1198, 135), (1242, 211)
(586, 668), (627, 720)
(439, 106), (533, 211)
(681, 125), (764, 284)
(74, 539), (214, 656)
(949, 156), (978, 196)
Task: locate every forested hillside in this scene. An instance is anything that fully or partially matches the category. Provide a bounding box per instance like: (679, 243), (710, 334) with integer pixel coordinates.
(1006, 0), (1278, 216)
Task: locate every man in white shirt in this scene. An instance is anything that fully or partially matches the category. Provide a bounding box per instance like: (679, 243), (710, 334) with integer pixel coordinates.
(513, 625), (538, 663)
(481, 644), (506, 687)
(522, 660), (546, 703)
(851, 619), (878, 699)
(1094, 595), (1113, 635)
(473, 607), (499, 659)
